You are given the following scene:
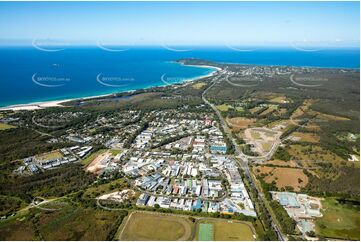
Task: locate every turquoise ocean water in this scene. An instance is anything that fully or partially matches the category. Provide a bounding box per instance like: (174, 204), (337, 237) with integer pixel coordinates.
(0, 46), (359, 107)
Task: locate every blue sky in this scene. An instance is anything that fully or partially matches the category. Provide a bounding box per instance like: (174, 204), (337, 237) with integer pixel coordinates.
(0, 1), (359, 47)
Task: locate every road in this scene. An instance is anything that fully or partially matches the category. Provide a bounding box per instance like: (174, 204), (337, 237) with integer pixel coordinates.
(201, 71), (286, 241)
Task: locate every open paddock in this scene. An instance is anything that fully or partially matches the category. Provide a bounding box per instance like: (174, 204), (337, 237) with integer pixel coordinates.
(253, 166), (308, 192)
(226, 117), (255, 131)
(315, 198), (360, 240)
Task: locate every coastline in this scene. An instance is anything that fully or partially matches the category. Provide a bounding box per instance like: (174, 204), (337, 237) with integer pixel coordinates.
(0, 64), (221, 111)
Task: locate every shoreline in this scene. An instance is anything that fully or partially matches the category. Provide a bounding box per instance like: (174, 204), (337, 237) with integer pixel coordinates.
(0, 64), (221, 111)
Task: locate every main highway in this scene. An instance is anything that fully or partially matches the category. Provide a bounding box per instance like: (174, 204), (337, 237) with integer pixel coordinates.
(201, 70), (286, 241)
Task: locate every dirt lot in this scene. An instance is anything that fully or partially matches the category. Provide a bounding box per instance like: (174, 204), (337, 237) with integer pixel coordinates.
(253, 166), (308, 192)
(269, 96), (289, 104)
(226, 117), (255, 131)
(86, 151), (111, 174)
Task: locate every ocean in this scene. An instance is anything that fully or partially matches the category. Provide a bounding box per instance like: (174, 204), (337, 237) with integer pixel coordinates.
(0, 46), (359, 107)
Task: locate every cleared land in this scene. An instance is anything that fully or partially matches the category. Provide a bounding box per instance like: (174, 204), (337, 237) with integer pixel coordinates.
(81, 149), (107, 166)
(226, 117), (255, 131)
(253, 166), (308, 192)
(292, 132), (320, 143)
(315, 198), (360, 240)
(269, 96), (289, 104)
(86, 150), (111, 173)
(244, 128), (280, 154)
(35, 150), (63, 161)
(196, 219), (255, 241)
(259, 106), (278, 116)
(249, 106), (263, 114)
(120, 212), (193, 241)
(309, 110), (350, 121)
(192, 82), (206, 89)
(291, 99), (314, 118)
(216, 104), (232, 112)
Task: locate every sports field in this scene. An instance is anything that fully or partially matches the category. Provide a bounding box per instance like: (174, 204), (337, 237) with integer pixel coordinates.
(198, 224), (214, 241)
(196, 219), (255, 241)
(119, 212), (193, 241)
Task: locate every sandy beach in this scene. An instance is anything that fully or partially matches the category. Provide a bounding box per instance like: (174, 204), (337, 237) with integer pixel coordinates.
(0, 65), (222, 111)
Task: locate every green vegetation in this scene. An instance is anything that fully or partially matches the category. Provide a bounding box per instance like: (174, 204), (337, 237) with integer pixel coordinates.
(216, 104), (232, 112)
(0, 195), (24, 217)
(0, 204), (128, 241)
(123, 119), (150, 148)
(238, 169), (278, 241)
(81, 149), (107, 166)
(198, 223), (214, 241)
(0, 123), (15, 130)
(0, 128), (70, 163)
(0, 164), (95, 206)
(315, 198), (360, 240)
(196, 219), (255, 241)
(303, 167), (360, 198)
(272, 146), (291, 161)
(269, 200), (297, 234)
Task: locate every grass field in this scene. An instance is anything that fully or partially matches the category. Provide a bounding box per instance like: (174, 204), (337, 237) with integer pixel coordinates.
(196, 219), (255, 241)
(35, 150), (63, 161)
(198, 223), (214, 241)
(120, 212), (193, 241)
(82, 178), (127, 199)
(81, 149), (107, 166)
(0, 123), (16, 130)
(315, 198), (360, 240)
(192, 82), (206, 89)
(109, 149), (121, 156)
(216, 104), (232, 112)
